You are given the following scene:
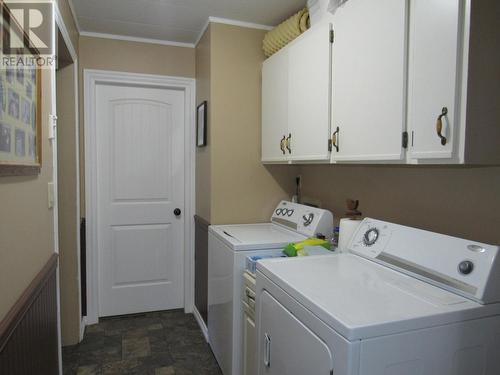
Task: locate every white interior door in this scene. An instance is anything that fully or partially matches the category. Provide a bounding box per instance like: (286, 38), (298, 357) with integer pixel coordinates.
(96, 83), (185, 317)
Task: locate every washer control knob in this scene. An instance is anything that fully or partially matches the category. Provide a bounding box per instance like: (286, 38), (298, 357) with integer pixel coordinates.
(363, 228), (380, 246)
(302, 213), (314, 227)
(458, 261), (474, 275)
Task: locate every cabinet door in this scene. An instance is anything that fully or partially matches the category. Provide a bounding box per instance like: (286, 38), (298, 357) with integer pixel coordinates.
(258, 290), (333, 375)
(331, 0), (408, 162)
(288, 22), (332, 162)
(262, 49), (289, 163)
(407, 0), (462, 160)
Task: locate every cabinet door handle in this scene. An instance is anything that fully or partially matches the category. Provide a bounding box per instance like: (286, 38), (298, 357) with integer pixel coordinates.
(331, 127), (339, 152)
(286, 133), (292, 154)
(280, 136), (286, 154)
(436, 107), (448, 146)
(264, 333), (271, 367)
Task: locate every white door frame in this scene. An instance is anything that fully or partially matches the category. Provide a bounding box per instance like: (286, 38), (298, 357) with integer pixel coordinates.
(84, 69), (196, 325)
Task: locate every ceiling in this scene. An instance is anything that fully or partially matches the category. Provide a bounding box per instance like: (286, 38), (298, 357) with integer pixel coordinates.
(72, 0), (307, 45)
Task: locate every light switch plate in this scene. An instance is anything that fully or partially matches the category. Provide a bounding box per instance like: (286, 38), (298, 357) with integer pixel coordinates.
(48, 114), (57, 140)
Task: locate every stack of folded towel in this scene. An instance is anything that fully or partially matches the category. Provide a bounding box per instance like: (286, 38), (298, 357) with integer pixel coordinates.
(263, 8), (310, 58)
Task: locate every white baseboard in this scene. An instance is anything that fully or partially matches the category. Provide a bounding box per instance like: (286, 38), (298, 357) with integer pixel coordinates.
(192, 306), (208, 342)
(80, 316), (87, 342)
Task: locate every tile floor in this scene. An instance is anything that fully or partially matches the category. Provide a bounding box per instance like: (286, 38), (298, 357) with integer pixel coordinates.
(62, 309), (222, 375)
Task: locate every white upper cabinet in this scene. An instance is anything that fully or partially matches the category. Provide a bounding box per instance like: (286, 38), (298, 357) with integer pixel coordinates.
(288, 22), (332, 162)
(261, 0), (500, 165)
(262, 48), (289, 163)
(331, 0), (408, 162)
(407, 0), (462, 161)
(261, 23), (332, 163)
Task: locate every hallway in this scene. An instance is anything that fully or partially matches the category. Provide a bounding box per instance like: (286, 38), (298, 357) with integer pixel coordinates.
(62, 310), (221, 375)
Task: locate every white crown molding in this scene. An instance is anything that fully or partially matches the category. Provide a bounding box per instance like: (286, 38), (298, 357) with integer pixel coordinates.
(208, 16), (273, 31)
(66, 0), (81, 32)
(194, 16), (274, 47)
(194, 18), (211, 47)
(79, 31), (195, 48)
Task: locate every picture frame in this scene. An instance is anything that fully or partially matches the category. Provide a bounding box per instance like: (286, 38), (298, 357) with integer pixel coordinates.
(0, 4), (43, 177)
(197, 101), (207, 147)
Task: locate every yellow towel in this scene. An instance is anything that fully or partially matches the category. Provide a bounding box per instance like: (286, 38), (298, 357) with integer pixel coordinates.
(263, 8), (310, 58)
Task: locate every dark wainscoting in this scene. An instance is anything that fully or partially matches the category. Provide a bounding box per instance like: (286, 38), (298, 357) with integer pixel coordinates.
(194, 215), (210, 323)
(0, 254), (59, 375)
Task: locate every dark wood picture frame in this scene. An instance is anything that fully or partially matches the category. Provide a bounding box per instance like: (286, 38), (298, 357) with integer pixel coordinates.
(0, 2), (43, 177)
(197, 101), (207, 147)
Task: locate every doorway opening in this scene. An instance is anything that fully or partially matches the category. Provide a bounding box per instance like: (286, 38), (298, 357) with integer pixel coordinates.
(55, 24), (82, 348)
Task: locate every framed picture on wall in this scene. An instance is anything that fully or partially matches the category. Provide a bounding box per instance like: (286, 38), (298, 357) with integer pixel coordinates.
(0, 4), (43, 176)
(197, 101), (207, 147)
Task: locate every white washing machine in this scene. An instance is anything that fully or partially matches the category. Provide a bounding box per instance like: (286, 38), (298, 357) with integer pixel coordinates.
(256, 218), (500, 375)
(208, 201), (334, 375)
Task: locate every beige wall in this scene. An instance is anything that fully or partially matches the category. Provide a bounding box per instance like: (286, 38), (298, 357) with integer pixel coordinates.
(194, 23), (298, 224)
(78, 36), (195, 78)
(0, 0), (79, 327)
(210, 24), (297, 224)
(195, 28), (212, 222)
(57, 62), (80, 346)
(299, 165), (500, 244)
(0, 70), (55, 321)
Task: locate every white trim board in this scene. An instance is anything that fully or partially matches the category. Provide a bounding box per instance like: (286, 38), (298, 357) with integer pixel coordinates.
(193, 306), (209, 342)
(195, 16), (273, 46)
(79, 31), (196, 48)
(84, 69), (196, 325)
(208, 16), (273, 31)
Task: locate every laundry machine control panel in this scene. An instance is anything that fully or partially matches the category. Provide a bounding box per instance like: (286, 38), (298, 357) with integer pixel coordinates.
(271, 201), (334, 239)
(348, 218), (500, 304)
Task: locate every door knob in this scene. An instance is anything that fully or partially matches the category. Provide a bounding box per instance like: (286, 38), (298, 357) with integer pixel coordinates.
(174, 208), (182, 216)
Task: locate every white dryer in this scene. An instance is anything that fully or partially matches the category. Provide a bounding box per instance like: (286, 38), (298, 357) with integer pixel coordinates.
(256, 218), (500, 375)
(208, 201), (334, 375)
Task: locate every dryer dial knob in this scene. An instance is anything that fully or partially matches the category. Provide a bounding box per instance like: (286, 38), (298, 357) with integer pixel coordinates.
(363, 228), (380, 247)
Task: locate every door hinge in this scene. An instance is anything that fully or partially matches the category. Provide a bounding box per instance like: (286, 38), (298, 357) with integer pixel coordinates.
(329, 29), (334, 43)
(328, 139), (333, 152)
(402, 131), (409, 149)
